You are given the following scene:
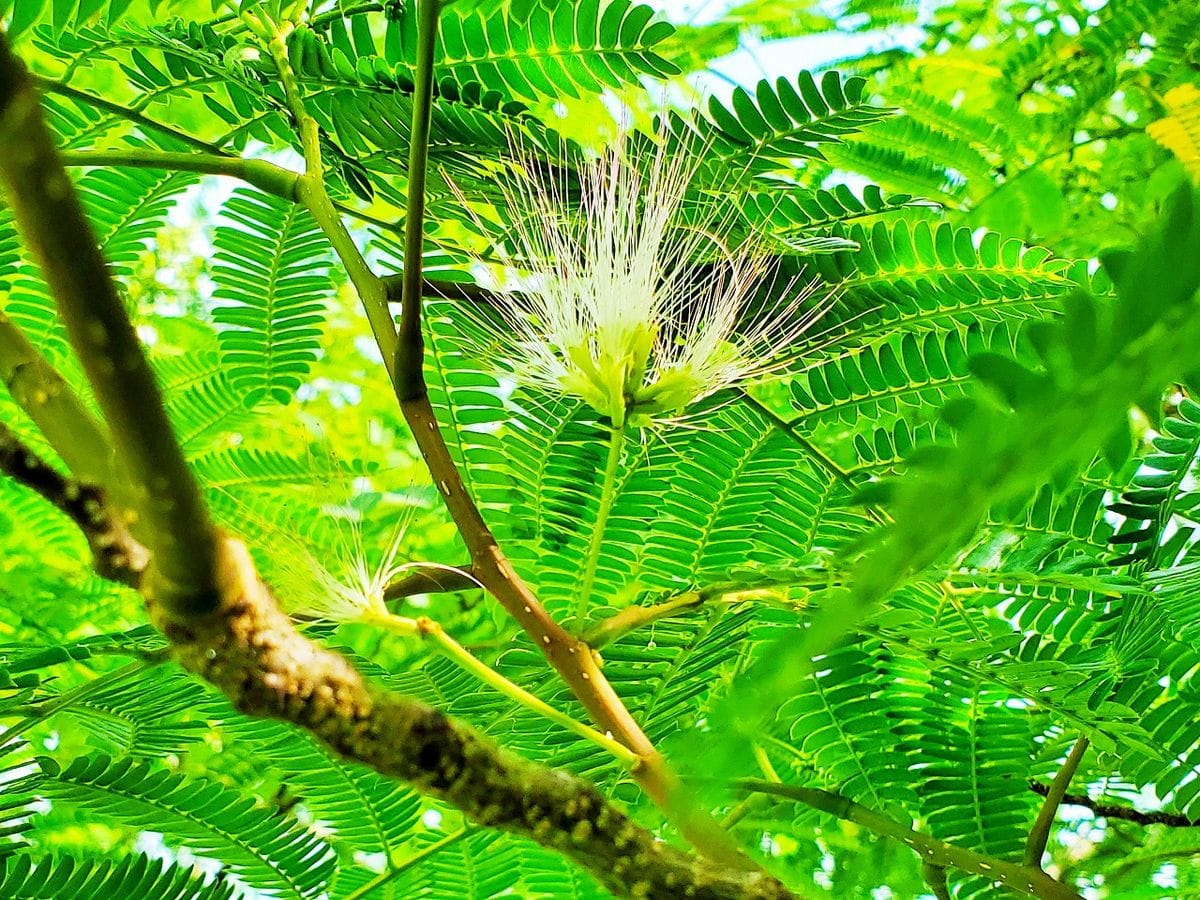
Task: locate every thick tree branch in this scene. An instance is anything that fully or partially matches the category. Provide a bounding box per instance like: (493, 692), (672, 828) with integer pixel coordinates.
(154, 536), (791, 900)
(1026, 737), (1089, 868)
(0, 27), (793, 899)
(0, 451), (790, 899)
(0, 37), (218, 613)
(0, 481), (790, 897)
(1027, 779), (1200, 828)
(247, 5), (753, 868)
(736, 779), (1082, 900)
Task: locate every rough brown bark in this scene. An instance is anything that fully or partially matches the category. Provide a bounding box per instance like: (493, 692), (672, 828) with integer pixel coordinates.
(154, 537), (793, 900)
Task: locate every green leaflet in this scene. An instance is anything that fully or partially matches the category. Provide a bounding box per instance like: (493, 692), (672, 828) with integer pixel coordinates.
(704, 185), (1200, 787)
(211, 188), (335, 407)
(27, 753), (337, 897)
(0, 852), (236, 900)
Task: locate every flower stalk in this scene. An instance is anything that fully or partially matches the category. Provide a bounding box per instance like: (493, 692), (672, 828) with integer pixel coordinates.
(366, 610), (639, 766)
(575, 419), (628, 629)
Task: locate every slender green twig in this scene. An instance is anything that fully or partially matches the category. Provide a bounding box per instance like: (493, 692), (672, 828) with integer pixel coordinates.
(393, 0), (441, 400)
(735, 779), (1083, 900)
(0, 33), (785, 894)
(585, 590), (710, 649)
(922, 863), (952, 900)
(245, 11), (396, 371)
(575, 421), (627, 630)
(343, 828), (471, 900)
(33, 76), (223, 154)
(240, 8), (645, 774)
(0, 41), (219, 613)
(367, 611), (639, 765)
(584, 574), (821, 649)
(60, 149), (299, 199)
(248, 3), (758, 870)
(1025, 736), (1090, 869)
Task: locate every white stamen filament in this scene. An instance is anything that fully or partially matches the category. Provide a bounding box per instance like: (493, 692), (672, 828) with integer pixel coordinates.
(473, 127), (834, 425)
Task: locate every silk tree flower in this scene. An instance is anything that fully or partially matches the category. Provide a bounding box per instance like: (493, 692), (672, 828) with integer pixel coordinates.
(460, 127), (836, 627)
(474, 128), (833, 428)
(287, 515), (473, 625)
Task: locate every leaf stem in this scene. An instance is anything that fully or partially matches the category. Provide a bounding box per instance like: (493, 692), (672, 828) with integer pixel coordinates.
(0, 660), (151, 746)
(343, 828), (471, 900)
(585, 589), (707, 648)
(33, 76), (223, 154)
(59, 149), (299, 199)
(575, 420), (627, 631)
(736, 779), (1083, 900)
(266, 2), (755, 869)
(368, 612), (639, 766)
(246, 12), (396, 368)
(584, 575), (802, 648)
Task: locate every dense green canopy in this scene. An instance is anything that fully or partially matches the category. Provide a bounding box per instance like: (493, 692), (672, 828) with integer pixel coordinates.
(2, 0), (1200, 898)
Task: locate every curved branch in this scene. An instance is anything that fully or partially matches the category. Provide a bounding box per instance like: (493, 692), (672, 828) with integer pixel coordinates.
(33, 76), (223, 154)
(0, 310), (116, 490)
(0, 424), (146, 584)
(384, 563), (478, 600)
(393, 0), (441, 401)
(0, 35), (219, 613)
(60, 149), (299, 199)
(255, 6), (753, 868)
(157, 535), (792, 900)
(1027, 779), (1200, 828)
(736, 779), (1082, 900)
